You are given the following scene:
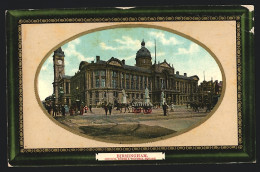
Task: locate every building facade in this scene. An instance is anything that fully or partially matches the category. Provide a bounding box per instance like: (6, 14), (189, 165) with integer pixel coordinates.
(52, 40), (203, 107)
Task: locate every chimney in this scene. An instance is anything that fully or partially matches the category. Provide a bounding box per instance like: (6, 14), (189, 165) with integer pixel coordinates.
(176, 71), (179, 75)
(96, 56), (100, 62)
(122, 59), (125, 65)
(184, 73), (187, 77)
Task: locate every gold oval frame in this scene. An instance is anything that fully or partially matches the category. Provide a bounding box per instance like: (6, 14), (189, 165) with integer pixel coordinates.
(34, 24), (226, 144)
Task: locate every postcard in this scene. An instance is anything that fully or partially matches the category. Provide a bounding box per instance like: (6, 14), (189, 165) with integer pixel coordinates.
(7, 6), (255, 166)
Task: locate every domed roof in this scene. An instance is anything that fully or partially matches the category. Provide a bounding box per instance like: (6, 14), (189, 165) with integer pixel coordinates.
(136, 40), (151, 58)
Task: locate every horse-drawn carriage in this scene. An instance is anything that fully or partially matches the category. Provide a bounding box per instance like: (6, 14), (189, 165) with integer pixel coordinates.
(131, 102), (153, 114)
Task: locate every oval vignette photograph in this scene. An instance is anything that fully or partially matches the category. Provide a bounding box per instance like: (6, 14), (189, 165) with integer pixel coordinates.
(37, 26), (224, 144)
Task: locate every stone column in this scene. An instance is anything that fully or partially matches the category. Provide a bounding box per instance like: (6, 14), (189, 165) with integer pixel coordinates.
(99, 71), (101, 88)
(68, 81), (71, 94)
(117, 72), (120, 88)
(63, 82), (66, 94)
(92, 71), (95, 88)
(124, 73), (126, 89)
(129, 74), (132, 89)
(106, 69), (109, 87)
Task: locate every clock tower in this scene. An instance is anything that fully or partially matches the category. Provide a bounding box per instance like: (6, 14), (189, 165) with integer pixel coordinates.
(53, 47), (65, 104)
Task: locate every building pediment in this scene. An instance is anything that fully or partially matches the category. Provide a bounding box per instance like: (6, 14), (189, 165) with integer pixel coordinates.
(191, 75), (199, 80)
(159, 60), (173, 69)
(79, 61), (89, 70)
(107, 57), (123, 67)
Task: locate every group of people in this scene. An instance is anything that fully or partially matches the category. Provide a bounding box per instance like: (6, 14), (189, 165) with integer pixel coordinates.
(44, 103), (68, 117)
(103, 103), (113, 116)
(44, 101), (176, 117)
(44, 102), (93, 117)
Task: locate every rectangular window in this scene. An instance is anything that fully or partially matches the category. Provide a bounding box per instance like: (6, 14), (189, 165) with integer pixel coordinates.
(112, 79), (117, 88)
(91, 73), (93, 88)
(101, 78), (106, 87)
(112, 71), (117, 77)
(140, 76), (143, 90)
(121, 73), (125, 89)
(126, 74), (130, 89)
(96, 77), (100, 88)
(95, 91), (99, 98)
(136, 76), (139, 90)
(144, 76), (147, 89)
(95, 70), (99, 76)
(89, 91), (92, 98)
(148, 77), (151, 90)
(157, 77), (159, 89)
(161, 79), (165, 89)
(131, 75), (134, 89)
(113, 91), (118, 97)
(66, 82), (69, 94)
(100, 70), (105, 76)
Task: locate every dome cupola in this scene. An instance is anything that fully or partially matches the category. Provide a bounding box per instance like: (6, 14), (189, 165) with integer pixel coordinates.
(135, 39), (152, 68)
(136, 39), (151, 59)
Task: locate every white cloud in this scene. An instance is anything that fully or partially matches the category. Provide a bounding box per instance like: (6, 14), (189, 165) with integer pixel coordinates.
(100, 42), (117, 50)
(118, 55), (135, 61)
(71, 68), (79, 74)
(41, 55), (53, 71)
(174, 43), (200, 55)
(149, 31), (181, 45)
(38, 78), (53, 101)
(157, 52), (165, 57)
(41, 65), (47, 71)
(63, 38), (93, 62)
(100, 36), (152, 51)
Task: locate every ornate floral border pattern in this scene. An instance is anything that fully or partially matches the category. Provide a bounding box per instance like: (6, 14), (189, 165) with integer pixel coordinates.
(17, 15), (243, 153)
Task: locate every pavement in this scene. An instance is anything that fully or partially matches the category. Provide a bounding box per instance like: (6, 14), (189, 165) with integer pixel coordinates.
(54, 106), (209, 143)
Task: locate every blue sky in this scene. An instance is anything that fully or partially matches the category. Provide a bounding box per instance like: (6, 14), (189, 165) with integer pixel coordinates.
(38, 27), (222, 100)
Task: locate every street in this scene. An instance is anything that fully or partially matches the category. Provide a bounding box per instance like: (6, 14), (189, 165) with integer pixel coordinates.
(54, 106), (209, 143)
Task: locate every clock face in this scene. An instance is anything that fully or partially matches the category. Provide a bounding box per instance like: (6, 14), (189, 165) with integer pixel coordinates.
(57, 60), (62, 65)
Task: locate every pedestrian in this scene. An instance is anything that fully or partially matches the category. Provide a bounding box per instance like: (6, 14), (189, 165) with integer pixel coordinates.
(53, 105), (58, 117)
(80, 105), (84, 115)
(84, 105), (88, 113)
(104, 103), (108, 116)
(108, 103), (113, 115)
(61, 105), (65, 116)
(89, 104), (92, 113)
(162, 102), (168, 116)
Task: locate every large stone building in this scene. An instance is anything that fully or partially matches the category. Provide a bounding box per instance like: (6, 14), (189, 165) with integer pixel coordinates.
(52, 40), (202, 107)
(197, 79), (223, 106)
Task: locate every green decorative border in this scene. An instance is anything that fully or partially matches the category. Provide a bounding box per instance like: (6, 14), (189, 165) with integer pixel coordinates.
(7, 6), (255, 166)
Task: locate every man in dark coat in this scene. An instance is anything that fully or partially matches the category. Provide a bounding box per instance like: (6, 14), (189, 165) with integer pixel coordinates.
(162, 102), (168, 116)
(108, 103), (113, 115)
(104, 103), (108, 116)
(61, 105), (65, 116)
(89, 104), (92, 113)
